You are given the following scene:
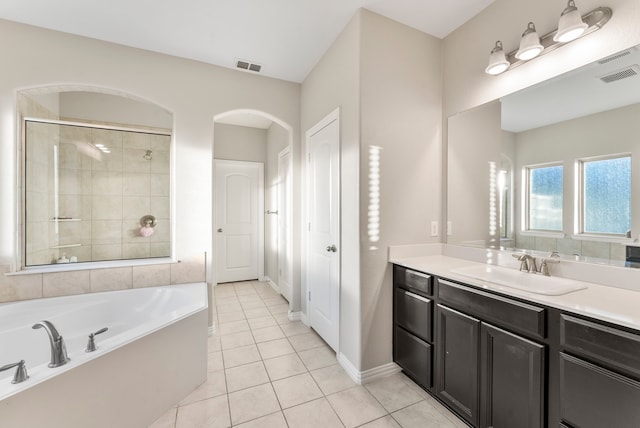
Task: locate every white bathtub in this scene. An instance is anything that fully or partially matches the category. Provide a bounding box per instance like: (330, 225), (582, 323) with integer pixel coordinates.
(0, 283), (208, 428)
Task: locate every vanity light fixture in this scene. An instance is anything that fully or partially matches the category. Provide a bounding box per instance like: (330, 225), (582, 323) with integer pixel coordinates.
(515, 22), (544, 61)
(485, 41), (510, 75)
(485, 4), (611, 75)
(554, 0), (588, 43)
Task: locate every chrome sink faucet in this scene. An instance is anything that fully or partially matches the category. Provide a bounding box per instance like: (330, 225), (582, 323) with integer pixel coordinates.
(513, 253), (537, 273)
(32, 320), (70, 368)
(512, 252), (560, 276)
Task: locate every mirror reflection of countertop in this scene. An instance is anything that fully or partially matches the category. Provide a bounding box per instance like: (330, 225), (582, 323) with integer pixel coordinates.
(390, 254), (640, 332)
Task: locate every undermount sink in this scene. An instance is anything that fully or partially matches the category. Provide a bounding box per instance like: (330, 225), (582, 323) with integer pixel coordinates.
(450, 264), (587, 296)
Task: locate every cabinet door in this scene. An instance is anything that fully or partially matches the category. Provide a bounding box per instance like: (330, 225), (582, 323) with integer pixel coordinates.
(480, 323), (545, 428)
(436, 304), (480, 427)
(559, 353), (640, 428)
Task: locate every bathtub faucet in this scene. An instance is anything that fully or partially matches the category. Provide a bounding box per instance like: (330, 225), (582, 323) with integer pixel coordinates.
(32, 320), (70, 368)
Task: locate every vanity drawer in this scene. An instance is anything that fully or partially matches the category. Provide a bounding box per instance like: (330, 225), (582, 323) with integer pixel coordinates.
(394, 326), (432, 389)
(394, 265), (432, 297)
(561, 314), (640, 379)
(437, 278), (546, 340)
(559, 353), (640, 428)
(394, 288), (432, 342)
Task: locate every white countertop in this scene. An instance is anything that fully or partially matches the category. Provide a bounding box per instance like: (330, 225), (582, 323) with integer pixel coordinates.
(391, 254), (640, 332)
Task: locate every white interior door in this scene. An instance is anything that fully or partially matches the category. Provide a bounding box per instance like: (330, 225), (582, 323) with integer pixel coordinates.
(278, 148), (293, 302)
(215, 160), (264, 283)
(306, 109), (340, 351)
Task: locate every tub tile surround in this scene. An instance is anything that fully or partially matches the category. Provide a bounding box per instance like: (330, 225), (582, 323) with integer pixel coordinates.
(0, 254), (205, 303)
(147, 280), (464, 428)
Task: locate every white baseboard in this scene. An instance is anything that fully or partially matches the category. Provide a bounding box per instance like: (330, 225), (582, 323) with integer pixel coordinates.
(288, 310), (308, 325)
(337, 352), (361, 384)
(267, 277), (280, 294)
(337, 353), (401, 385)
(359, 362), (402, 384)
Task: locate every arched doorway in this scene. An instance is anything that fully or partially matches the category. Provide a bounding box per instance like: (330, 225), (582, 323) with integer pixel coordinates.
(213, 110), (295, 306)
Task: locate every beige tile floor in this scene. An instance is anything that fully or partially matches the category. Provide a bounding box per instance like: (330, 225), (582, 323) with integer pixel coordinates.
(148, 280), (466, 428)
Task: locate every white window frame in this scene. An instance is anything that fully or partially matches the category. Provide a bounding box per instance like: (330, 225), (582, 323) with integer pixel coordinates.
(522, 161), (564, 235)
(574, 153), (631, 239)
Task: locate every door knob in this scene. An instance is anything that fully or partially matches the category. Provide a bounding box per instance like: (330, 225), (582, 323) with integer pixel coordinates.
(326, 245), (337, 252)
(217, 228), (223, 233)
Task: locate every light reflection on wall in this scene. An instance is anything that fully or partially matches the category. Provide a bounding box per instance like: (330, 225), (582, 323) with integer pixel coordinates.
(368, 146), (382, 250)
(489, 161), (497, 246)
(0, 109), (15, 265)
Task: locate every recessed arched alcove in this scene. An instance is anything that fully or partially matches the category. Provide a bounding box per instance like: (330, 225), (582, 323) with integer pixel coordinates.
(18, 85), (174, 267)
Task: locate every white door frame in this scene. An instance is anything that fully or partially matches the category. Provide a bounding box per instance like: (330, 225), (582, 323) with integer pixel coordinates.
(277, 146), (293, 302)
(213, 159), (265, 284)
(304, 107), (340, 350)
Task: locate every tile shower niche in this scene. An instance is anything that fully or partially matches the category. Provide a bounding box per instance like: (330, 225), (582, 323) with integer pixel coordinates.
(24, 119), (171, 266)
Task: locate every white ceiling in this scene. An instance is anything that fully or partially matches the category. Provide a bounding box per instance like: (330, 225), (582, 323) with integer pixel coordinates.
(0, 0), (494, 83)
(502, 46), (640, 132)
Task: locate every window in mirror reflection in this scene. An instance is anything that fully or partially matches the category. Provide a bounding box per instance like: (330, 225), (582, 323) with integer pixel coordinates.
(525, 164), (563, 231)
(579, 155), (631, 236)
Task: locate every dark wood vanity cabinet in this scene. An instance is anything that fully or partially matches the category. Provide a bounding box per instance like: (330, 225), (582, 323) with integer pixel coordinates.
(436, 279), (545, 428)
(393, 265), (433, 389)
(436, 304), (480, 426)
(480, 322), (544, 428)
(392, 263), (640, 428)
(558, 315), (640, 428)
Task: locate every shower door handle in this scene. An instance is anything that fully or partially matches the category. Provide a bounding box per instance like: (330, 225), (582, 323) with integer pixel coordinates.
(217, 228), (223, 233)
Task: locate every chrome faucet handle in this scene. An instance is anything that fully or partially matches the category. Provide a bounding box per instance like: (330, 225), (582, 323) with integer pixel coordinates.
(539, 259), (550, 276)
(0, 360), (29, 384)
(85, 327), (109, 353)
(512, 253), (529, 272)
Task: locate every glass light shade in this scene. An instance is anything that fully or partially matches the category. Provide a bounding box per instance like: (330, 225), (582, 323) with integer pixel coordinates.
(485, 41), (510, 75)
(515, 22), (544, 61)
(554, 0), (588, 43)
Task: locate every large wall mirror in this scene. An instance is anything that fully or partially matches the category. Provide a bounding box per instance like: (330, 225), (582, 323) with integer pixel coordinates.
(20, 90), (173, 267)
(448, 45), (640, 266)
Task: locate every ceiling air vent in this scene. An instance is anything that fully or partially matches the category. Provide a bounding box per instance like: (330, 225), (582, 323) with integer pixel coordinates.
(599, 65), (640, 84)
(598, 49), (632, 65)
(235, 59), (262, 73)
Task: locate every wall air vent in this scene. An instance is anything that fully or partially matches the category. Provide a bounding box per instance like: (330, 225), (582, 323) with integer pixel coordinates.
(235, 59), (262, 73)
(599, 65), (640, 84)
(597, 49), (633, 65)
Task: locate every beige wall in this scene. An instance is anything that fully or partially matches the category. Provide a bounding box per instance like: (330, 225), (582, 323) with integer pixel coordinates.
(301, 12), (362, 367)
(213, 123), (267, 163)
(301, 10), (443, 371)
(58, 92), (173, 129)
(447, 100), (501, 247)
(265, 124), (289, 293)
(0, 19), (300, 293)
(359, 10), (443, 371)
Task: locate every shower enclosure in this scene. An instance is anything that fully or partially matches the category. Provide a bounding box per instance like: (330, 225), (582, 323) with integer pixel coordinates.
(24, 119), (171, 266)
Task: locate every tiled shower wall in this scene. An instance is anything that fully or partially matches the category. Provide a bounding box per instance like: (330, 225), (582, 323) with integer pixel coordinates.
(25, 121), (170, 265)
